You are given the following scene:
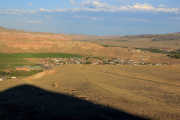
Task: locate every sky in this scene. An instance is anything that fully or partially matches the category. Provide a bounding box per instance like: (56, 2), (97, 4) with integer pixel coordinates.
(0, 0), (180, 35)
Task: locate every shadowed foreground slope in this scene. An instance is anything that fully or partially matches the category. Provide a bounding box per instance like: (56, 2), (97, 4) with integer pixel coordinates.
(0, 85), (148, 120)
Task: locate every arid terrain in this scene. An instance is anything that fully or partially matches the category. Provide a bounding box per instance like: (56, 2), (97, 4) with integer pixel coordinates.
(0, 27), (180, 120)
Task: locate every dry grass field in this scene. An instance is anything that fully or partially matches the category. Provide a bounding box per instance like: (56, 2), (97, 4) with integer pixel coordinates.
(0, 27), (180, 120)
(0, 65), (180, 120)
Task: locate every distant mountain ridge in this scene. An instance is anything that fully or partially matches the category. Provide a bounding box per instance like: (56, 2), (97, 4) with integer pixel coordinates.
(0, 26), (180, 39)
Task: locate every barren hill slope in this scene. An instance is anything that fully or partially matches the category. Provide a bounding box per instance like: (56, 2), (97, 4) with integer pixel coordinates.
(0, 27), (104, 55)
(97, 33), (180, 50)
(0, 27), (180, 64)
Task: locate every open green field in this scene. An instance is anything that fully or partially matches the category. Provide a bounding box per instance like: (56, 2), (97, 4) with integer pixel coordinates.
(0, 53), (82, 77)
(135, 48), (180, 59)
(0, 54), (27, 70)
(0, 53), (82, 69)
(0, 53), (82, 59)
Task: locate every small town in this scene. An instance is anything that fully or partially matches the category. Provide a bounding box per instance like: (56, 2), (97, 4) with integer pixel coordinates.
(0, 56), (167, 81)
(42, 56), (166, 67)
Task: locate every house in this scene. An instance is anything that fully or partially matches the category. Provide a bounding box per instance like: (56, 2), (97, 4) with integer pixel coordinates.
(16, 66), (31, 71)
(0, 78), (3, 81)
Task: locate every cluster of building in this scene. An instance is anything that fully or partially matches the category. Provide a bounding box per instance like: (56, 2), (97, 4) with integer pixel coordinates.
(0, 76), (17, 82)
(42, 57), (159, 66)
(0, 56), (167, 82)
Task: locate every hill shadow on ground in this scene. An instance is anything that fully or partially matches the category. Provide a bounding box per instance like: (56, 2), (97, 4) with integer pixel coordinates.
(0, 85), (149, 120)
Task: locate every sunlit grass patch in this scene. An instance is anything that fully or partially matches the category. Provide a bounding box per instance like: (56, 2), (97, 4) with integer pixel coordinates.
(0, 53), (82, 77)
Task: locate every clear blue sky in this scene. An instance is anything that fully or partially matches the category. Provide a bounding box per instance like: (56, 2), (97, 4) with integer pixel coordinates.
(0, 0), (180, 35)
